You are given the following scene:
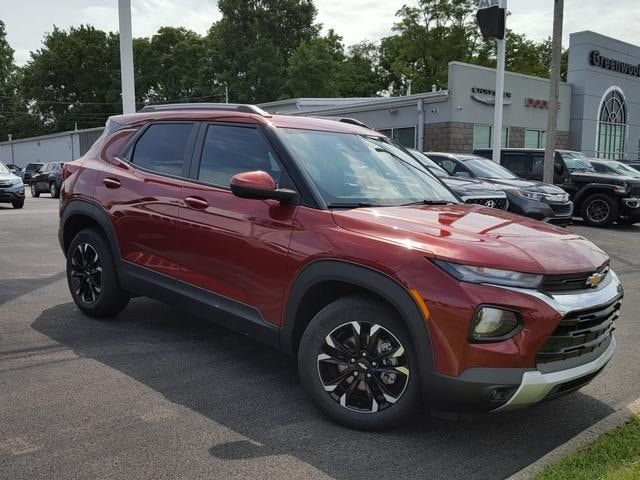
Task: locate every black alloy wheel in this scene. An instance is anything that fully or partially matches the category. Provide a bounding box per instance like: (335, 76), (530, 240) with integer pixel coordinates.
(50, 182), (59, 198)
(31, 182), (39, 198)
(581, 193), (618, 227)
(317, 321), (410, 413)
(70, 243), (103, 304)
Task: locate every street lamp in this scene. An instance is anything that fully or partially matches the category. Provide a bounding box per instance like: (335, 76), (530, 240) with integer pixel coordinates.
(118, 0), (136, 114)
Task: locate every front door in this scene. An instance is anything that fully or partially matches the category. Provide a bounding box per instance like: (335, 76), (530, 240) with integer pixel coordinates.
(177, 123), (297, 326)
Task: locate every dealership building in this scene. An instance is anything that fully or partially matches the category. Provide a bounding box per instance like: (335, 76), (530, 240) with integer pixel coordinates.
(262, 31), (640, 161)
(1, 31), (639, 166)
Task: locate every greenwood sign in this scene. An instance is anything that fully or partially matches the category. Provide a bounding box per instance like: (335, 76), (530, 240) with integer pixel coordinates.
(477, 0), (506, 40)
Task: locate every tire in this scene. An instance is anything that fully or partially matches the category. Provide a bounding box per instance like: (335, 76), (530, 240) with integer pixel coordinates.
(66, 228), (130, 318)
(12, 199), (24, 209)
(31, 182), (40, 198)
(580, 193), (619, 227)
(298, 295), (421, 431)
(50, 182), (60, 198)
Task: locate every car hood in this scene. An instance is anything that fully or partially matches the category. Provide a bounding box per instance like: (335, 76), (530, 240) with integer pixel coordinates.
(570, 171), (635, 183)
(0, 172), (20, 182)
(478, 177), (566, 194)
(332, 204), (608, 274)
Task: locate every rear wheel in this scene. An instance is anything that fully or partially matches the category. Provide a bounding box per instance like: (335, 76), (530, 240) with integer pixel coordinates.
(31, 183), (40, 198)
(298, 295), (421, 430)
(67, 228), (130, 318)
(12, 199), (24, 209)
(50, 182), (60, 198)
(581, 193), (619, 227)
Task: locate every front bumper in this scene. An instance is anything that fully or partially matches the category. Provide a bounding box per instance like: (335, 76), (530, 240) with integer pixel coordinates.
(506, 192), (573, 224)
(0, 185), (26, 203)
(427, 270), (623, 413)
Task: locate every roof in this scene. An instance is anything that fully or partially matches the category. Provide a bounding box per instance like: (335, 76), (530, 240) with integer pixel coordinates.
(111, 106), (380, 136)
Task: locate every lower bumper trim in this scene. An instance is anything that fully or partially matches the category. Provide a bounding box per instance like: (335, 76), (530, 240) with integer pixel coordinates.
(492, 335), (616, 412)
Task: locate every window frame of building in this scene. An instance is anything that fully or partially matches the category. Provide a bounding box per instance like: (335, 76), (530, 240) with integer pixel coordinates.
(596, 87), (628, 160)
(524, 129), (547, 149)
(379, 126), (416, 149)
(473, 124), (509, 149)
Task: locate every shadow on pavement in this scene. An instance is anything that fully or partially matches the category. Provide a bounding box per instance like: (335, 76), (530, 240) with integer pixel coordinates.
(32, 299), (615, 480)
(0, 271), (66, 305)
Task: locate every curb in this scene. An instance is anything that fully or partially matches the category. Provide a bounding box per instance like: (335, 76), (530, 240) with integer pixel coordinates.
(507, 398), (640, 480)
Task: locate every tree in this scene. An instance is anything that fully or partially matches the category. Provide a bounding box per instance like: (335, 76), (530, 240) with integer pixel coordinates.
(339, 42), (385, 97)
(206, 0), (319, 103)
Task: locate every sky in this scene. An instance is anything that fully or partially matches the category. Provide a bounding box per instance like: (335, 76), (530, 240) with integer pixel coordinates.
(3, 0), (640, 66)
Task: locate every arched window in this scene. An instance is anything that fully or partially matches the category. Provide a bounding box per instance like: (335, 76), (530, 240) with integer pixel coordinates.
(597, 88), (627, 160)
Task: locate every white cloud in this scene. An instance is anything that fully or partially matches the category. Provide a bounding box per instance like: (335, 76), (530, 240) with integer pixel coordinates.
(4, 0), (640, 65)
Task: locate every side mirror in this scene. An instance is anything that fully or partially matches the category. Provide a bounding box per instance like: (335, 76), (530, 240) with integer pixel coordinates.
(230, 171), (297, 202)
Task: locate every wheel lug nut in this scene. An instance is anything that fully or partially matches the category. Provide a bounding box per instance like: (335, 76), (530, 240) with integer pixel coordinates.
(350, 358), (355, 363)
(372, 362), (377, 367)
(362, 352), (367, 357)
(366, 373), (371, 379)
(353, 371), (359, 377)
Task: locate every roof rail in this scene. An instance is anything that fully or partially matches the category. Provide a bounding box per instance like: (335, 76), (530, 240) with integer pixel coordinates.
(139, 103), (272, 117)
(314, 116), (373, 129)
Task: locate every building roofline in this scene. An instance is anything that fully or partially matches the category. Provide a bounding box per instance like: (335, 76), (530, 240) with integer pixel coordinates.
(0, 127), (104, 146)
(448, 61), (569, 85)
(569, 31), (640, 52)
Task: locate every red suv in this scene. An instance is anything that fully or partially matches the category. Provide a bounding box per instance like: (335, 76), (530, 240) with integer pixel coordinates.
(59, 104), (624, 430)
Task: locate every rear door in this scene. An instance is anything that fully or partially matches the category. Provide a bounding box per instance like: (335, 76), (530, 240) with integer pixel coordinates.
(95, 122), (198, 277)
(176, 123), (298, 326)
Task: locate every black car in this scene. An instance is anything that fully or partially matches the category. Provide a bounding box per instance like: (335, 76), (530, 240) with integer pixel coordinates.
(626, 162), (640, 173)
(31, 162), (65, 198)
(428, 152), (573, 225)
(409, 150), (508, 210)
(475, 148), (640, 227)
(22, 163), (44, 185)
(591, 159), (640, 178)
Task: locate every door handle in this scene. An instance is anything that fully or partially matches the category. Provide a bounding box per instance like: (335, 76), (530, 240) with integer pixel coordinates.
(103, 178), (121, 189)
(184, 196), (209, 209)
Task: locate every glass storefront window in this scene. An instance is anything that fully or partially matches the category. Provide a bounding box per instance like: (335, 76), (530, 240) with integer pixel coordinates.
(597, 89), (627, 160)
(378, 127), (416, 148)
(525, 129), (547, 149)
(473, 125), (508, 149)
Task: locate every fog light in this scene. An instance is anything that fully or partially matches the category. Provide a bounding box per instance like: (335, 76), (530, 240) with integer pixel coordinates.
(472, 307), (520, 342)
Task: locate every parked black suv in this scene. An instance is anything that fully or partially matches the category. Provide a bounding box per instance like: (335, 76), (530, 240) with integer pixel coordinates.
(427, 152), (573, 225)
(474, 149), (640, 227)
(22, 163), (44, 185)
(31, 162), (65, 198)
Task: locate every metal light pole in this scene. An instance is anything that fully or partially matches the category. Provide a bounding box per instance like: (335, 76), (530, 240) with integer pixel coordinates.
(491, 0), (507, 164)
(223, 82), (229, 103)
(118, 0), (136, 114)
(544, 0), (564, 183)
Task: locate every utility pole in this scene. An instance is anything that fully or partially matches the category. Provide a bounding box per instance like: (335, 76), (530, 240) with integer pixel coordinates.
(544, 0), (564, 183)
(491, 2), (507, 165)
(118, 0), (136, 114)
(224, 82), (229, 104)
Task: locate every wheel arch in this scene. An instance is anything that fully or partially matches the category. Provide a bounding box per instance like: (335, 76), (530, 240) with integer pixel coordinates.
(574, 184), (621, 207)
(281, 260), (435, 374)
(60, 199), (121, 263)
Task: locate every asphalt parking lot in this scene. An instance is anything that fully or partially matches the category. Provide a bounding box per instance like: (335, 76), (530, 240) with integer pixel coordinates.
(1, 193), (639, 480)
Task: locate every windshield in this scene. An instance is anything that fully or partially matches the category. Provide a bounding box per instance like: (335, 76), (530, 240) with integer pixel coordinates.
(280, 129), (458, 207)
(408, 150), (449, 178)
(0, 163), (9, 175)
(561, 152), (594, 172)
(461, 157), (518, 179)
(612, 162), (640, 177)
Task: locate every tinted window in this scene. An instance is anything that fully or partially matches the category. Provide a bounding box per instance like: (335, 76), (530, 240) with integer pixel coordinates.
(131, 123), (193, 176)
(430, 157), (459, 175)
(531, 155), (545, 179)
(592, 163), (608, 173)
(198, 125), (282, 187)
(502, 154), (530, 176)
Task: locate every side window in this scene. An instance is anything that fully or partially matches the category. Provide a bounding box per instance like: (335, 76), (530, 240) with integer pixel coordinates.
(502, 154), (530, 177)
(197, 125), (283, 187)
(130, 123), (194, 176)
(431, 157), (457, 175)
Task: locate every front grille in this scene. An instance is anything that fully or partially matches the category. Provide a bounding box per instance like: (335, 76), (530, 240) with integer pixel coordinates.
(0, 181), (12, 188)
(466, 197), (508, 210)
(541, 266), (609, 293)
(628, 180), (640, 197)
(549, 202), (573, 216)
(536, 296), (622, 364)
(543, 367), (605, 401)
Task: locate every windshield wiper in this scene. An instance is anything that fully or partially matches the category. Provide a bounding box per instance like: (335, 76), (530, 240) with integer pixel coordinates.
(326, 202), (380, 209)
(401, 200), (452, 206)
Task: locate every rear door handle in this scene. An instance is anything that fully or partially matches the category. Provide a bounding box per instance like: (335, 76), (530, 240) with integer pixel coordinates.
(103, 178), (121, 189)
(184, 196), (209, 210)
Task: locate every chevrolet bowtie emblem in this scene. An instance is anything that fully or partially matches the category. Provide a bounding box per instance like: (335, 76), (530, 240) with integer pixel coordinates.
(586, 273), (604, 288)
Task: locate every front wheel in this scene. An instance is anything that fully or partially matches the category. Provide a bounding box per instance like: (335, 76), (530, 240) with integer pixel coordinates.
(31, 183), (40, 198)
(298, 295), (421, 430)
(12, 199), (24, 209)
(50, 182), (60, 198)
(67, 228), (130, 318)
(580, 193), (619, 227)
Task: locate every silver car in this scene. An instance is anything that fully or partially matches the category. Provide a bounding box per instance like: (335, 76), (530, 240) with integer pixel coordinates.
(0, 162), (26, 209)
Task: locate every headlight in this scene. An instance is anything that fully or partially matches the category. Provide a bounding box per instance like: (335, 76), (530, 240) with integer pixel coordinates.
(10, 177), (23, 186)
(434, 260), (543, 289)
(513, 189), (546, 202)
